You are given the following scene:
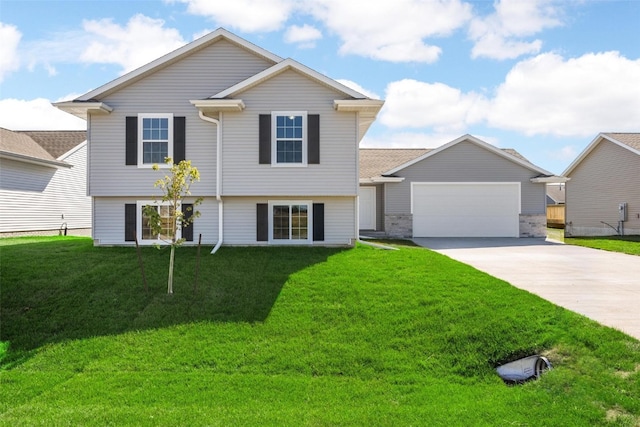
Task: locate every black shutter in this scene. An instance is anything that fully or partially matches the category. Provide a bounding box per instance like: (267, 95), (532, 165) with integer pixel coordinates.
(257, 203), (268, 241)
(313, 203), (324, 241)
(125, 204), (137, 242)
(308, 114), (320, 164)
(174, 116), (186, 163)
(125, 117), (137, 165)
(182, 203), (193, 242)
(259, 114), (271, 164)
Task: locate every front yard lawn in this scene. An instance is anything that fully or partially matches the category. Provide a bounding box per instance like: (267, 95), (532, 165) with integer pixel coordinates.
(566, 235), (640, 256)
(1, 237), (639, 426)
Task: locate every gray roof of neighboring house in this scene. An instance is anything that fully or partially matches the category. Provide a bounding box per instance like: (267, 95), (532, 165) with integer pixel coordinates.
(546, 184), (566, 204)
(603, 133), (640, 151)
(360, 147), (533, 179)
(21, 130), (87, 158)
(0, 127), (86, 166)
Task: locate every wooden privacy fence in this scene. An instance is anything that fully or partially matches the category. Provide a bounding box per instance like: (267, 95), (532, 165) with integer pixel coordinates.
(547, 205), (565, 228)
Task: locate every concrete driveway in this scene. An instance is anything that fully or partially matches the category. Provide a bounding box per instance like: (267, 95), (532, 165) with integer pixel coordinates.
(413, 237), (640, 340)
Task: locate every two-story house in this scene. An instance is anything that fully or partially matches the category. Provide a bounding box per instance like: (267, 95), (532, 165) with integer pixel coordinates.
(55, 28), (383, 248)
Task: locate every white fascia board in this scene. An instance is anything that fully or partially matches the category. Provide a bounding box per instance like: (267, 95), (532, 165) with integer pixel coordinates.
(372, 176), (404, 183)
(52, 101), (112, 120)
(333, 99), (385, 112)
(383, 134), (553, 176)
(213, 58), (369, 99)
(563, 133), (640, 176)
(530, 176), (570, 183)
(359, 176), (405, 184)
(190, 99), (245, 113)
(0, 151), (70, 168)
(76, 28), (282, 101)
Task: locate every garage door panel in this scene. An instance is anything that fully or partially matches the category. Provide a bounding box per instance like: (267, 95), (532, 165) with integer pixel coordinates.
(412, 183), (520, 237)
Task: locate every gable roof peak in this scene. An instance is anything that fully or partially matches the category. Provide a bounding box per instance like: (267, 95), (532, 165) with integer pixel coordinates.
(76, 27), (283, 101)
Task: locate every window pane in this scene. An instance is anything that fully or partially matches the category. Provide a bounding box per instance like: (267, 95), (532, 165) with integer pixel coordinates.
(273, 205), (289, 240)
(290, 204), (308, 240)
(142, 206), (156, 239)
(143, 141), (168, 164)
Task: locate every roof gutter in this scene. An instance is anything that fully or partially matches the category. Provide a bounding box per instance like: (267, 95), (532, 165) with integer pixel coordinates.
(196, 110), (223, 254)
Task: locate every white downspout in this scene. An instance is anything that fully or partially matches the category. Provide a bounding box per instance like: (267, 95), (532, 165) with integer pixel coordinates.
(197, 111), (223, 254)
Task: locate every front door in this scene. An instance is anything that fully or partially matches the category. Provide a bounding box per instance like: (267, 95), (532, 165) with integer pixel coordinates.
(359, 187), (376, 230)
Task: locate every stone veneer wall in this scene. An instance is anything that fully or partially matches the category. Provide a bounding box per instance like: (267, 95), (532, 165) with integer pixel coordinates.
(385, 214), (413, 238)
(385, 213), (546, 238)
(519, 214), (546, 237)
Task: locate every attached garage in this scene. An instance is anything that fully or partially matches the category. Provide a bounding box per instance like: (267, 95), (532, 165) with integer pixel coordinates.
(412, 182), (521, 237)
(359, 135), (562, 239)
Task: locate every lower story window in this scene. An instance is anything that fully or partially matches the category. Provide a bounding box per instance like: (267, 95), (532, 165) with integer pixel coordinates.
(137, 201), (180, 243)
(270, 201), (311, 243)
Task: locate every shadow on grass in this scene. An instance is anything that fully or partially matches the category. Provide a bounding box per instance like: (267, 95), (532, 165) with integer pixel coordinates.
(0, 237), (344, 357)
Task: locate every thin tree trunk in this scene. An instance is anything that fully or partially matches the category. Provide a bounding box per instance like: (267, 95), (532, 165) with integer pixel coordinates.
(168, 245), (175, 294)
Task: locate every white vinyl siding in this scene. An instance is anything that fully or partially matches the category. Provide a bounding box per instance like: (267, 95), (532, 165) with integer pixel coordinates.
(92, 197), (219, 245)
(385, 141), (545, 215)
(223, 196), (355, 246)
(0, 144), (91, 233)
(566, 140), (640, 236)
(222, 69), (358, 196)
(87, 39), (273, 197)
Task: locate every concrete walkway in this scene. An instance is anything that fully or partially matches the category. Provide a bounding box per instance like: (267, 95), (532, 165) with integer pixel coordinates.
(413, 237), (640, 340)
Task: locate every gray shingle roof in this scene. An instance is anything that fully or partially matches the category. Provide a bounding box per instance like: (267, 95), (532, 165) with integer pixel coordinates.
(359, 148), (431, 179)
(604, 133), (640, 151)
(0, 128), (86, 165)
(21, 130), (87, 158)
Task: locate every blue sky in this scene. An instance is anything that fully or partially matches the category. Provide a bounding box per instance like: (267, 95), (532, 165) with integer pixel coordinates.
(1, 0), (639, 174)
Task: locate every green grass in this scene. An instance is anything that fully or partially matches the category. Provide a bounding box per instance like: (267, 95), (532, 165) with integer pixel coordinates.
(566, 235), (640, 256)
(1, 236), (639, 426)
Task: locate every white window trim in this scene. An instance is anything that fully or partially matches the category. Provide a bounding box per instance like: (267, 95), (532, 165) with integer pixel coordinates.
(271, 111), (307, 167)
(136, 200), (182, 245)
(138, 113), (173, 168)
(268, 200), (312, 244)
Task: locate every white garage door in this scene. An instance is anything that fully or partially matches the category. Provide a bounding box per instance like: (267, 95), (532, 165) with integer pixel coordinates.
(412, 183), (520, 237)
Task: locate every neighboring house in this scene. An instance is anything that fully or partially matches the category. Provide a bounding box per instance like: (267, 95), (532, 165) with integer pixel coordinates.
(546, 183), (565, 205)
(546, 183), (566, 228)
(54, 28), (383, 247)
(359, 135), (565, 238)
(563, 133), (640, 236)
(0, 128), (91, 236)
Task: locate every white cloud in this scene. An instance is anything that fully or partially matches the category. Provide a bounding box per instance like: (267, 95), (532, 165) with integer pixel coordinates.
(284, 24), (322, 48)
(336, 79), (380, 99)
(469, 0), (563, 60)
(0, 22), (22, 82)
(380, 79), (487, 132)
(549, 145), (578, 161)
(309, 0), (472, 62)
(171, 0), (295, 32)
(80, 14), (187, 74)
(0, 98), (86, 131)
(176, 0), (471, 62)
(486, 51), (640, 136)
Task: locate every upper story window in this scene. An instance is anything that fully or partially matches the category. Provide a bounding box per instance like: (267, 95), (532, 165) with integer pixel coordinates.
(272, 112), (307, 166)
(138, 113), (173, 167)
